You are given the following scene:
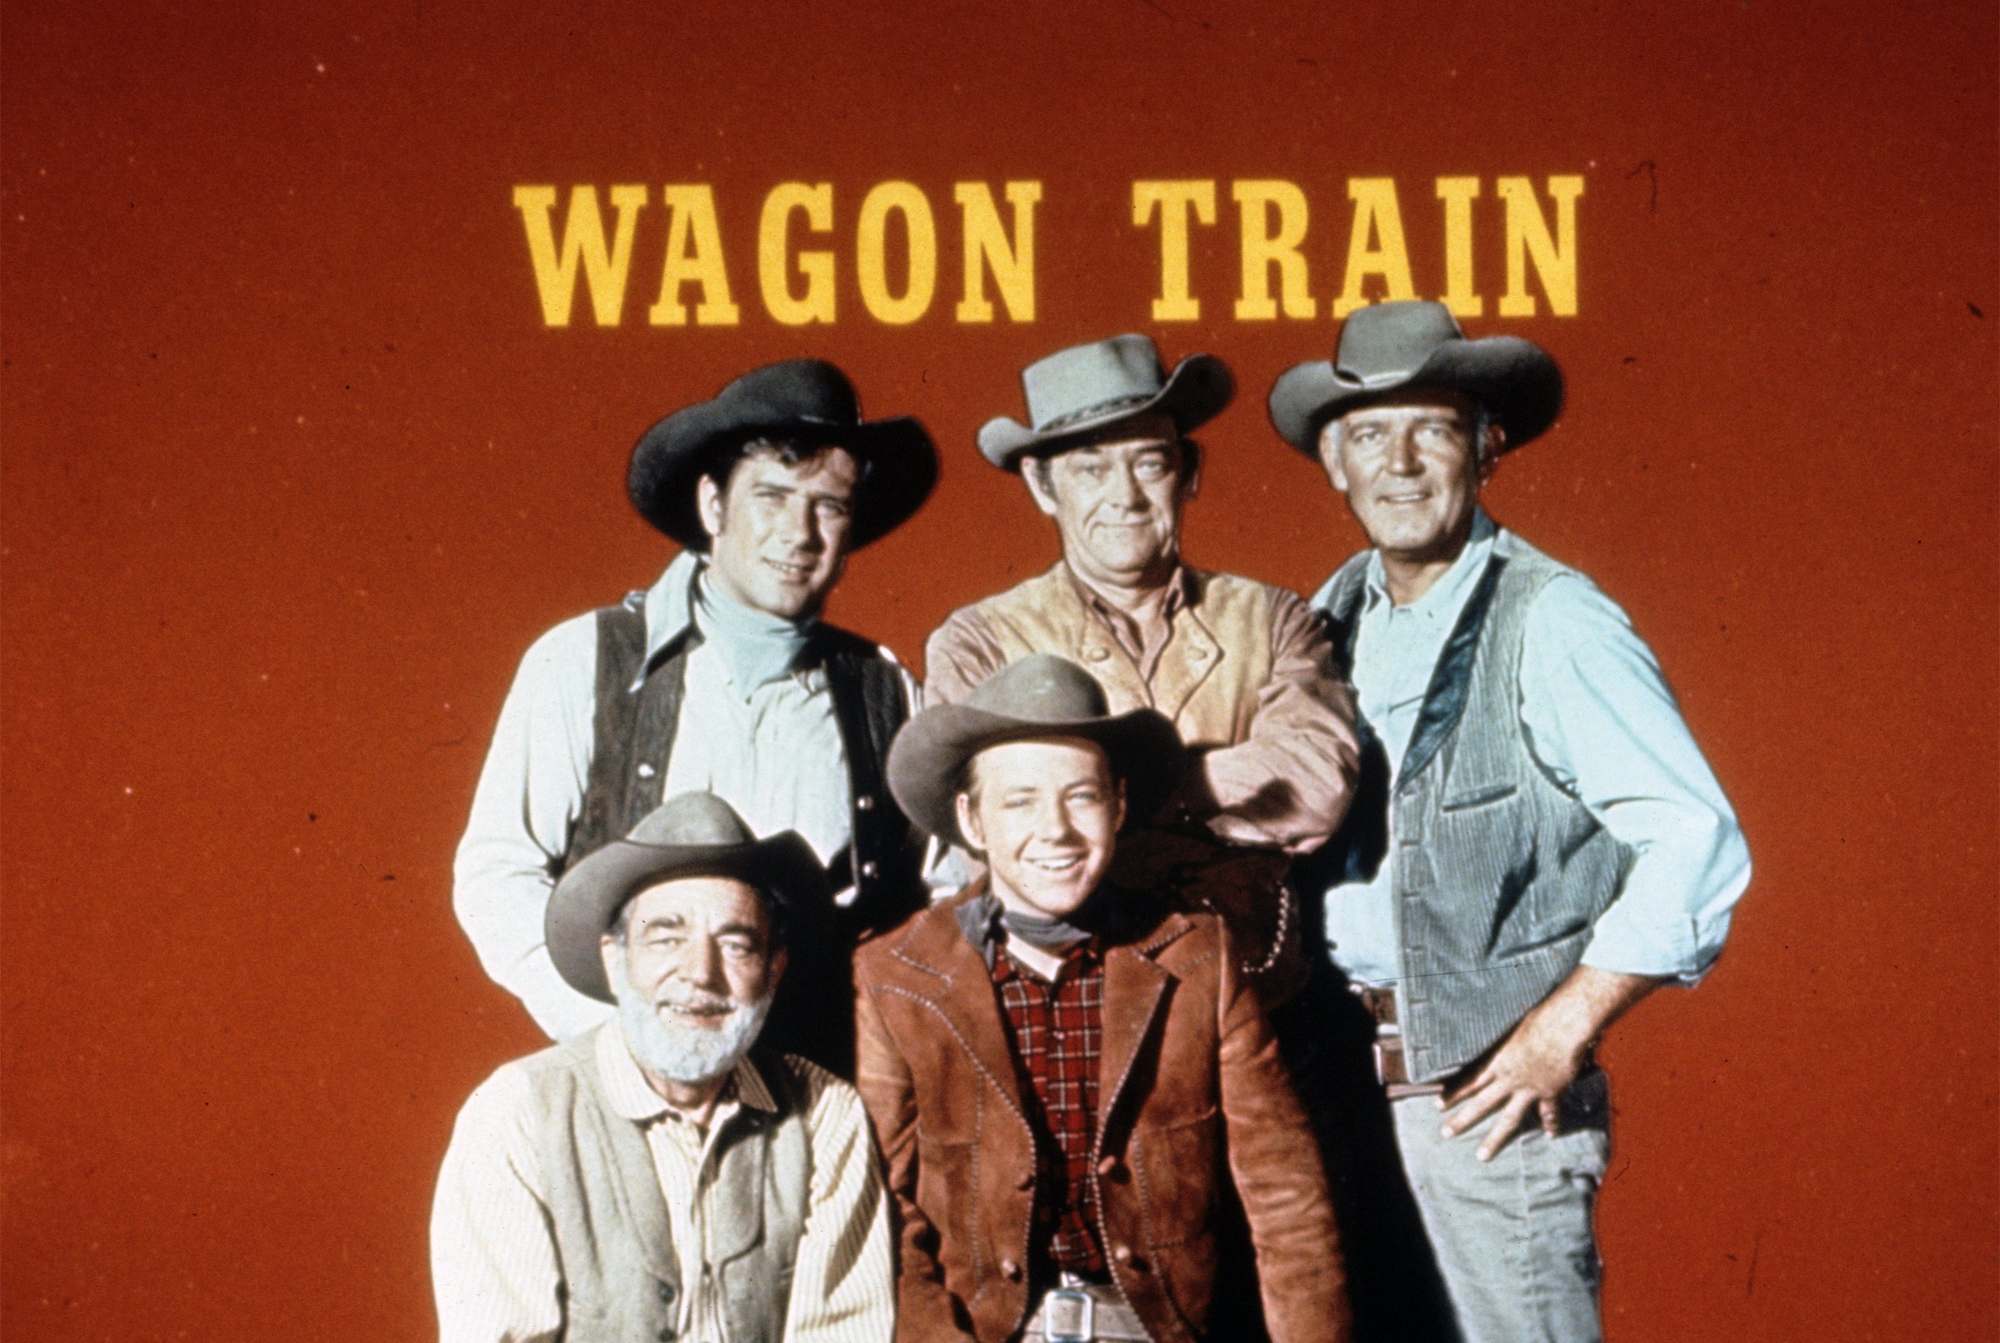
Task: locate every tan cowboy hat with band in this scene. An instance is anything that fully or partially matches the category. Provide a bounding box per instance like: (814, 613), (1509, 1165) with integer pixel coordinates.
(976, 334), (1234, 471)
(545, 791), (826, 1003)
(886, 653), (1188, 847)
(1268, 299), (1564, 455)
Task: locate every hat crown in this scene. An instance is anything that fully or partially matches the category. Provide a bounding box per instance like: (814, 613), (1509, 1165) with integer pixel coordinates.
(967, 653), (1114, 723)
(721, 357), (862, 429)
(1334, 301), (1469, 386)
(627, 792), (759, 848)
(1020, 335), (1170, 433)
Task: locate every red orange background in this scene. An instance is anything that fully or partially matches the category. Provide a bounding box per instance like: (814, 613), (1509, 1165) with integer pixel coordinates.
(4, 2), (1995, 1338)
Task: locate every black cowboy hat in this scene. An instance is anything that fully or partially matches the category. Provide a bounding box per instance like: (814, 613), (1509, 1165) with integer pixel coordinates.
(628, 359), (938, 550)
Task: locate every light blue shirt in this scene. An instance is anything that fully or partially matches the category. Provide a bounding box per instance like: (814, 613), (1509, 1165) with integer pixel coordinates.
(1313, 511), (1750, 987)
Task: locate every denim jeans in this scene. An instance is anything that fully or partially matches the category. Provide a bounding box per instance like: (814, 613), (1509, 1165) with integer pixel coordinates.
(1390, 1068), (1612, 1343)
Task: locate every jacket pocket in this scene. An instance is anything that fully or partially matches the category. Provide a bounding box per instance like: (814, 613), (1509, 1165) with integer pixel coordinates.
(914, 1136), (984, 1294)
(1130, 1106), (1220, 1250)
(1439, 780), (1519, 811)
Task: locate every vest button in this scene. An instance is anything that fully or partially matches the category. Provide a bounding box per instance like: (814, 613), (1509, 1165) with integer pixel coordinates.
(860, 860), (879, 879)
(1000, 1257), (1023, 1281)
(1016, 1169), (1035, 1190)
(1112, 1243), (1145, 1271)
(1096, 1155), (1126, 1182)
(636, 762), (658, 779)
(855, 793), (875, 811)
(1084, 646), (1110, 662)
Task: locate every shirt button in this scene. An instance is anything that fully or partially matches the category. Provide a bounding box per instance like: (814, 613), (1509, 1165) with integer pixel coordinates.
(657, 1281), (676, 1302)
(1189, 647), (1209, 660)
(1083, 646), (1110, 662)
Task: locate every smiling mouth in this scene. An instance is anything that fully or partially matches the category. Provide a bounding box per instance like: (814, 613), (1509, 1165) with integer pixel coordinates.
(1377, 492), (1432, 505)
(660, 1000), (732, 1024)
(1026, 854), (1085, 876)
(763, 558), (816, 582)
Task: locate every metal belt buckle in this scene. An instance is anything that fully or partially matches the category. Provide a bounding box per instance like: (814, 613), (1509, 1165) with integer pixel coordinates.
(1044, 1279), (1095, 1342)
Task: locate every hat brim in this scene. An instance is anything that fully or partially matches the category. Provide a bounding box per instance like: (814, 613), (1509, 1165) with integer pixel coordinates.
(977, 353), (1234, 471)
(629, 409), (939, 552)
(886, 702), (1188, 848)
(1269, 336), (1563, 457)
(546, 831), (826, 1002)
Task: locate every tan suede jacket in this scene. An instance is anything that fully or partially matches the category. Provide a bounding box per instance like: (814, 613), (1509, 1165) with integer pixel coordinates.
(854, 887), (1351, 1343)
(924, 563), (1357, 852)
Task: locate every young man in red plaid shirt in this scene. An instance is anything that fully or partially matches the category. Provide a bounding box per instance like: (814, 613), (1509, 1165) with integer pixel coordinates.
(854, 654), (1348, 1343)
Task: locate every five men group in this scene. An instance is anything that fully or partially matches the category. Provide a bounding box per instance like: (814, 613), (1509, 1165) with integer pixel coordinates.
(436, 301), (1750, 1342)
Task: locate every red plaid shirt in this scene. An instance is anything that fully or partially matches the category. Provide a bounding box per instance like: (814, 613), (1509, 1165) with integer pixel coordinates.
(991, 941), (1107, 1278)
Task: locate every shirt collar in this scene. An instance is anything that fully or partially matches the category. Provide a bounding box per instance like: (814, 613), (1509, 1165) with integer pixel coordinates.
(594, 1019), (779, 1121)
(1361, 508), (1499, 619)
(637, 550), (704, 684)
(1060, 559), (1195, 621)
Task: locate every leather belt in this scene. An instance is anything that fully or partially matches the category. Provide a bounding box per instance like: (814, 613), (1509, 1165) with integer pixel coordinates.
(1348, 982), (1447, 1099)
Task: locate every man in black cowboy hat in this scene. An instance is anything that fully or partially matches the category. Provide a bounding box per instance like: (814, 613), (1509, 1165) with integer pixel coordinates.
(432, 791), (894, 1343)
(455, 359), (938, 1064)
(854, 655), (1348, 1343)
(924, 333), (1360, 992)
(1270, 300), (1751, 1341)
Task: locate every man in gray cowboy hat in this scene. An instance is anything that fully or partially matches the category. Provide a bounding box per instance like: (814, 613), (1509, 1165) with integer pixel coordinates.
(432, 791), (894, 1343)
(853, 654), (1348, 1343)
(455, 358), (939, 1065)
(924, 334), (1359, 988)
(1270, 299), (1751, 1341)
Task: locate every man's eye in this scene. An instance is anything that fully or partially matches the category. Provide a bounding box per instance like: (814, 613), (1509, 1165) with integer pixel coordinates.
(720, 940), (756, 959)
(1134, 460), (1169, 481)
(815, 500), (851, 519)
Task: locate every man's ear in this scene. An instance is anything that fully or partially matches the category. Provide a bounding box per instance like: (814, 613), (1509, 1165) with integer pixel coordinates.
(1318, 427), (1350, 493)
(1179, 447), (1202, 501)
(696, 472), (727, 541)
(954, 791), (986, 851)
(1477, 423), (1507, 483)
(1022, 460), (1061, 520)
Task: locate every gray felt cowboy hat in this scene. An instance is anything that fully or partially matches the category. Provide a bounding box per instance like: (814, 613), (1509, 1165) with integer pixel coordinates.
(545, 792), (827, 1003)
(887, 653), (1188, 847)
(628, 358), (939, 551)
(976, 334), (1234, 471)
(1268, 300), (1564, 456)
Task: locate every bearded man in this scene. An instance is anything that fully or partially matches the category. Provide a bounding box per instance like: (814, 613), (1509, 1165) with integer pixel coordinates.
(431, 792), (895, 1343)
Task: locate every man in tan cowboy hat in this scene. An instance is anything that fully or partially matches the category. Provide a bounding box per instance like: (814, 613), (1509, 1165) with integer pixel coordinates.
(925, 334), (1360, 990)
(1270, 300), (1752, 1341)
(455, 359), (939, 1068)
(853, 654), (1349, 1343)
(432, 791), (895, 1343)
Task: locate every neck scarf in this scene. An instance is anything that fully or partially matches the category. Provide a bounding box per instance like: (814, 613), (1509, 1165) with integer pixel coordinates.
(694, 568), (815, 696)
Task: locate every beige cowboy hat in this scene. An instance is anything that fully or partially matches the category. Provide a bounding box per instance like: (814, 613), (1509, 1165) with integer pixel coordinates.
(1268, 300), (1564, 455)
(545, 792), (826, 1003)
(976, 334), (1234, 471)
(886, 653), (1187, 847)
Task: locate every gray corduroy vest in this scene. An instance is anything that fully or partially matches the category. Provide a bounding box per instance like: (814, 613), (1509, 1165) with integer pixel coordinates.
(1315, 531), (1633, 1082)
(521, 1033), (812, 1343)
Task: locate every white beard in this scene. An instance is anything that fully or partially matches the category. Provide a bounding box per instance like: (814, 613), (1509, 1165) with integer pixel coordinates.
(607, 945), (774, 1085)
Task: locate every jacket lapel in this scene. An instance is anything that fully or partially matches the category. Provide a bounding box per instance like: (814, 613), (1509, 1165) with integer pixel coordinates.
(889, 895), (1029, 1120)
(1095, 915), (1190, 1128)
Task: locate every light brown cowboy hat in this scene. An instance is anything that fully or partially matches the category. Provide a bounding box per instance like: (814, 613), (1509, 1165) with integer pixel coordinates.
(976, 334), (1233, 471)
(628, 358), (938, 551)
(1268, 300), (1564, 455)
(545, 792), (826, 1003)
(887, 653), (1187, 846)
